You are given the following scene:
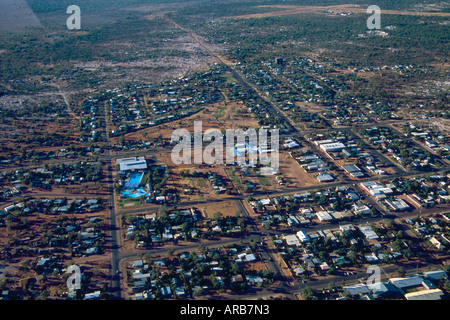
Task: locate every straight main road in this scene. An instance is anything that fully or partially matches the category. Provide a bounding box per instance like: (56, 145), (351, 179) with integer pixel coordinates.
(100, 93), (122, 299)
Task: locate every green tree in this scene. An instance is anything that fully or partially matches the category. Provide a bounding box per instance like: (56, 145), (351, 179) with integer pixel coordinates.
(301, 285), (316, 300)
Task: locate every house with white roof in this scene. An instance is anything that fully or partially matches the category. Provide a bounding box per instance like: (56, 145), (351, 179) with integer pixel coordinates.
(358, 225), (379, 240)
(284, 234), (301, 247)
(296, 230), (310, 242)
(343, 283), (370, 296)
(316, 210), (334, 222)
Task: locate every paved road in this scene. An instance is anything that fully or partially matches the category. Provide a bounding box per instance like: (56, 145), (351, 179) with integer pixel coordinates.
(100, 93), (122, 299)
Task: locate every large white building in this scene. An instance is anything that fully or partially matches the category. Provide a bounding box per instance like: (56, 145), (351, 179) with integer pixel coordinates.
(319, 142), (346, 153)
(384, 198), (410, 211)
(116, 157), (147, 171)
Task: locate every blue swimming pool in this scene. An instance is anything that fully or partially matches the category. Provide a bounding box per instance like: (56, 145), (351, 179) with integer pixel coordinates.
(121, 187), (149, 198)
(124, 172), (144, 189)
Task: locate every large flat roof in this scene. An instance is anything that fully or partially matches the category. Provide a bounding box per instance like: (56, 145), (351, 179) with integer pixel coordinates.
(319, 142), (346, 151)
(405, 288), (444, 300)
(116, 157), (147, 171)
(116, 156), (146, 164)
(342, 164), (361, 172)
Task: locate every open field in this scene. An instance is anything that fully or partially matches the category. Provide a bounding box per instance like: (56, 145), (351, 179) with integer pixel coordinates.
(195, 200), (242, 218)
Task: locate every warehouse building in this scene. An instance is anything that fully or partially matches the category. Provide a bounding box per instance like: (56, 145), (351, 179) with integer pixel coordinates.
(116, 156), (148, 171)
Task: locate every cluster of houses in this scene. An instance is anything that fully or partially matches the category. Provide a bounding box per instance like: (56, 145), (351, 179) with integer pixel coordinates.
(0, 212), (106, 299)
(79, 98), (102, 143)
(285, 57), (342, 104)
(327, 99), (372, 126)
(40, 214), (105, 257)
(291, 148), (334, 183)
(359, 180), (408, 211)
(0, 162), (103, 195)
(249, 186), (376, 229)
(124, 209), (201, 246)
(281, 223), (384, 251)
(288, 104), (329, 128)
(270, 198), (449, 289)
(342, 270), (448, 300)
(37, 261), (106, 300)
(360, 174), (450, 211)
(1, 198), (105, 259)
(110, 132), (158, 151)
(83, 74), (221, 146)
(3, 197), (104, 215)
(295, 151), (330, 173)
(0, 183), (24, 201)
(207, 172), (228, 194)
(276, 220), (413, 280)
(105, 70), (222, 137)
(310, 131), (390, 178)
(240, 56), (377, 129)
(360, 126), (442, 170)
(402, 122), (450, 157)
(0, 144), (102, 169)
(238, 57), (339, 129)
(127, 244), (272, 300)
(253, 179), (449, 285)
(406, 214), (450, 252)
(124, 206), (247, 248)
(224, 66), (292, 133)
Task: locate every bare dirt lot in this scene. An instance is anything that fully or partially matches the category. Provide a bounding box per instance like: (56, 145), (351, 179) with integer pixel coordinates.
(195, 200), (242, 218)
(166, 164), (237, 202)
(278, 150), (336, 188)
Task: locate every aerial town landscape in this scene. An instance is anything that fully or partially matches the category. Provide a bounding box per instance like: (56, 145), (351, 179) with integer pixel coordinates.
(0, 0), (449, 307)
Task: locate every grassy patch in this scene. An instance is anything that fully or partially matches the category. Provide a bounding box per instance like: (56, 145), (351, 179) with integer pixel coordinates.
(226, 167), (244, 191)
(213, 104), (227, 119)
(139, 171), (151, 187)
(119, 197), (142, 208)
(197, 178), (207, 188)
(257, 175), (271, 186)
